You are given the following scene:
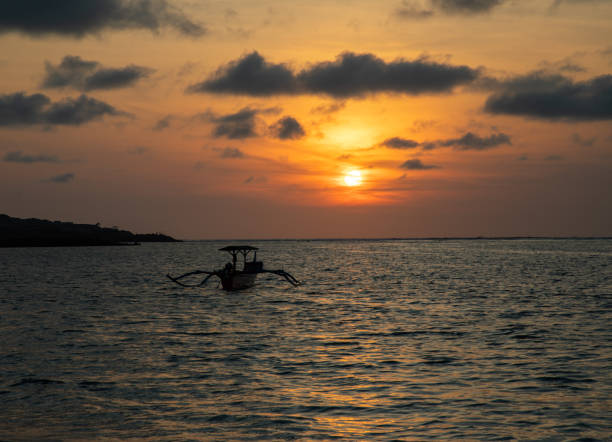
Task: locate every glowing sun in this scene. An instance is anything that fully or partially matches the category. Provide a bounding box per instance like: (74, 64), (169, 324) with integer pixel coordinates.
(343, 170), (363, 186)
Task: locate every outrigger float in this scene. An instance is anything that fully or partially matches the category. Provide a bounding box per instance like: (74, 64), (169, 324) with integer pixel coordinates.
(167, 245), (301, 291)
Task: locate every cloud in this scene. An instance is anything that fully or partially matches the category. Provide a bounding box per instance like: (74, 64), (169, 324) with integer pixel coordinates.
(188, 51), (479, 98)
(400, 159), (439, 169)
(298, 52), (478, 98)
(42, 55), (98, 88)
(208, 107), (259, 139)
(128, 146), (150, 154)
(0, 92), (50, 125)
(187, 51), (296, 96)
(0, 92), (124, 126)
(310, 102), (346, 114)
(0, 0), (205, 37)
(380, 131), (511, 151)
(485, 73), (612, 120)
(439, 132), (511, 150)
(202, 106), (280, 139)
(550, 0), (610, 11)
(84, 66), (153, 90)
(42, 55), (153, 91)
(45, 95), (124, 125)
(381, 137), (420, 149)
(538, 57), (586, 74)
(270, 116), (305, 139)
(220, 147), (244, 158)
(3, 150), (60, 163)
(571, 133), (596, 147)
(394, 3), (435, 19)
(432, 0), (505, 14)
(244, 175), (267, 184)
(393, 0), (505, 19)
(153, 114), (173, 131)
(44, 172), (74, 183)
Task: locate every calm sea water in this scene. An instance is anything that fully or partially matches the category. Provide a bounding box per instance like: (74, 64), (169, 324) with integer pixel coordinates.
(1, 239), (610, 440)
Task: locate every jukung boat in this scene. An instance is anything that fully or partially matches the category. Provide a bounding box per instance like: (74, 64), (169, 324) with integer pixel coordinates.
(167, 245), (301, 291)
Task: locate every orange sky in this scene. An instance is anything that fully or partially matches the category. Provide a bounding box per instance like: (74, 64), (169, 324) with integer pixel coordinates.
(0, 0), (611, 238)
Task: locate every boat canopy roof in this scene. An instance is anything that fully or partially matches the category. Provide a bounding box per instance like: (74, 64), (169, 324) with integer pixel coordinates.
(219, 245), (258, 252)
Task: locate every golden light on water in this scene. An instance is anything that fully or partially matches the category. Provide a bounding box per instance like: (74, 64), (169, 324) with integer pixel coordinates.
(343, 170), (363, 187)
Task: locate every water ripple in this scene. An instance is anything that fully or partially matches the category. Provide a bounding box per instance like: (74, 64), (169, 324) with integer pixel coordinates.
(0, 239), (611, 440)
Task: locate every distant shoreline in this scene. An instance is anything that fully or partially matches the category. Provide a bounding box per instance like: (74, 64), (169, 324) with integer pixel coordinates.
(0, 214), (180, 248)
(183, 236), (612, 242)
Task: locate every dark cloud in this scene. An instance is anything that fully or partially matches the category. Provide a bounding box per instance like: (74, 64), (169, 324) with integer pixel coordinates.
(381, 131), (511, 151)
(189, 51), (479, 98)
(400, 159), (439, 170)
(432, 0), (505, 14)
(42, 55), (98, 88)
(244, 175), (267, 184)
(153, 114), (173, 131)
(381, 137), (420, 149)
(270, 116), (305, 140)
(393, 0), (505, 19)
(45, 172), (74, 183)
(394, 3), (435, 19)
(550, 0), (610, 11)
(0, 92), (51, 125)
(297, 52), (479, 98)
(187, 51), (296, 96)
(209, 107), (259, 139)
(439, 132), (511, 150)
(3, 150), (60, 163)
(485, 73), (612, 120)
(45, 95), (124, 125)
(0, 92), (124, 126)
(84, 65), (153, 90)
(203, 107), (280, 139)
(220, 147), (244, 158)
(310, 102), (346, 114)
(538, 58), (586, 74)
(0, 0), (205, 37)
(43, 55), (153, 91)
(571, 133), (596, 147)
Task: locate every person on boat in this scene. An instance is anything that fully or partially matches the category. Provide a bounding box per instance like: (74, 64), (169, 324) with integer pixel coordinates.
(222, 262), (233, 277)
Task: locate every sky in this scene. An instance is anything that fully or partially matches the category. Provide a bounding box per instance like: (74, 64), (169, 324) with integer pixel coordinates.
(0, 0), (611, 239)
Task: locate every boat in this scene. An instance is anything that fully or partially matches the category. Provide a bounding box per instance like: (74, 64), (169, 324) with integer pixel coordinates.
(166, 245), (301, 291)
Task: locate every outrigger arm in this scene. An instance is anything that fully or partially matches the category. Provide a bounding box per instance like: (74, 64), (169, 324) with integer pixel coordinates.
(261, 269), (302, 287)
(166, 268), (301, 288)
(166, 270), (219, 287)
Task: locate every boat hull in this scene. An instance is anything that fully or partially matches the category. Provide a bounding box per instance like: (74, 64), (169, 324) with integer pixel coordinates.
(220, 272), (257, 291)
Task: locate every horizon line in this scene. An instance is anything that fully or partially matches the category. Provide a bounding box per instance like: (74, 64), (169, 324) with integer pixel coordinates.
(179, 236), (612, 242)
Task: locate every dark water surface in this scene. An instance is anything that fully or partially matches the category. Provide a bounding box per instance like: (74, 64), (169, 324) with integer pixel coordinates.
(1, 240), (611, 440)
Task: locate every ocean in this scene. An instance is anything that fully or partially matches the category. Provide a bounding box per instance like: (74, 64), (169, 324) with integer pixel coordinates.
(1, 239), (610, 440)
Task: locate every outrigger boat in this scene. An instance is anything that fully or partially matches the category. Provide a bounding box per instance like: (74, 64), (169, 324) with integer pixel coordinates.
(167, 245), (301, 291)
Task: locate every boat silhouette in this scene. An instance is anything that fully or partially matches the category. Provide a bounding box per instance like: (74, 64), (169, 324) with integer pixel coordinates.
(167, 245), (301, 291)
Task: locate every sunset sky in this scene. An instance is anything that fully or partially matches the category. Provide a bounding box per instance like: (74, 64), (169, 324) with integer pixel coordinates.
(1, 0), (611, 238)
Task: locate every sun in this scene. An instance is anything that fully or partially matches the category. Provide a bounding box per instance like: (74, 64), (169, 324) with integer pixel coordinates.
(343, 170), (363, 186)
